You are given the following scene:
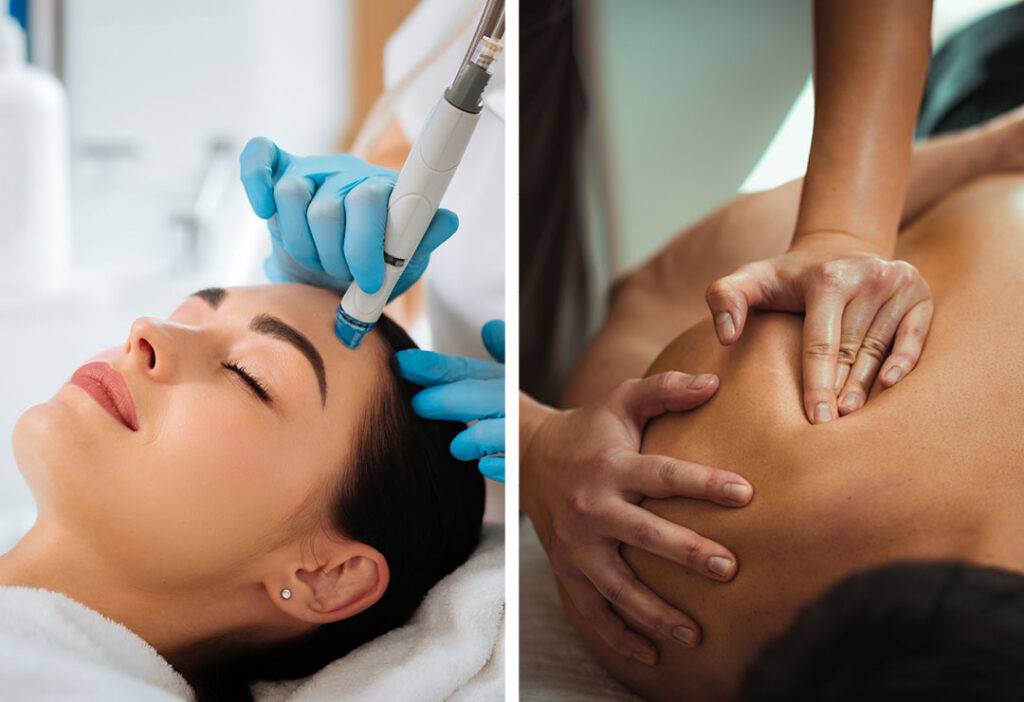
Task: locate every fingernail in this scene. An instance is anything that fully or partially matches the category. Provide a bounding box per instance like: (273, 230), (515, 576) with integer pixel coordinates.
(884, 366), (902, 384)
(672, 626), (697, 646)
(715, 312), (735, 340)
(724, 482), (751, 503)
(708, 556), (735, 578)
(687, 373), (715, 389)
(814, 402), (832, 424)
(838, 393), (862, 414)
(633, 650), (657, 665)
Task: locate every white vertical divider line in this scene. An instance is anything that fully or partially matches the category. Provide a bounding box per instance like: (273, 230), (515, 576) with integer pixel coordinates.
(503, 0), (520, 698)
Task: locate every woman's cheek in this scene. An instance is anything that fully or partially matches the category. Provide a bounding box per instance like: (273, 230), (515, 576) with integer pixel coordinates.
(161, 396), (281, 482)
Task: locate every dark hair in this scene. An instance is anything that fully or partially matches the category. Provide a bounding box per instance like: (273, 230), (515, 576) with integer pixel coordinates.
(736, 562), (1024, 702)
(186, 315), (485, 701)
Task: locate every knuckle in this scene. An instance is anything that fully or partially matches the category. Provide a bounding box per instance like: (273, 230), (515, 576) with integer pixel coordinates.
(904, 324), (928, 341)
(603, 579), (629, 607)
(349, 179), (391, 203)
(891, 261), (919, 288)
(683, 539), (705, 570)
(842, 381), (866, 401)
(859, 333), (890, 361)
(614, 377), (643, 403)
(650, 373), (680, 397)
(865, 266), (889, 294)
(647, 613), (671, 634)
(656, 460), (679, 489)
(892, 259), (915, 276)
(306, 198), (340, 225)
(703, 469), (724, 497)
(592, 447), (623, 476)
(273, 176), (311, 200)
(837, 339), (860, 365)
(632, 520), (660, 549)
(705, 278), (730, 303)
(366, 178), (393, 197)
(814, 260), (847, 289)
(885, 353), (911, 371)
(565, 493), (595, 519)
(804, 342), (835, 361)
(344, 186), (374, 205)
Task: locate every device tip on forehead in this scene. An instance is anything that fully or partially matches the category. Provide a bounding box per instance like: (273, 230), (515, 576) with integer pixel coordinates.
(335, 312), (374, 349)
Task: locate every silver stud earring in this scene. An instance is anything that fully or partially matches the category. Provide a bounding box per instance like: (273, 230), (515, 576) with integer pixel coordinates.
(280, 588), (292, 600)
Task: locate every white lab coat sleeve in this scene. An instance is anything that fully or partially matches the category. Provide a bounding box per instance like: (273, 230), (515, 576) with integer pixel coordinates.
(383, 0), (505, 360)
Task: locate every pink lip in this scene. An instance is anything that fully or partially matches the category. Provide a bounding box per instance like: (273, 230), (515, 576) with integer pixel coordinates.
(68, 362), (139, 432)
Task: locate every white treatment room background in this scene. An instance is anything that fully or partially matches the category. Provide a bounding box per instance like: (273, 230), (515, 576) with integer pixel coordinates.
(0, 0), (370, 546)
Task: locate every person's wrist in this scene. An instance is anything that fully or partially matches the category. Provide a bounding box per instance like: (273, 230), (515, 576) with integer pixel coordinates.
(789, 229), (892, 259)
(519, 393), (561, 516)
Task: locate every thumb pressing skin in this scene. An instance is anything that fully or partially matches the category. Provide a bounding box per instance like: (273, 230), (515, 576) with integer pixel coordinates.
(705, 263), (778, 345)
(615, 372), (720, 426)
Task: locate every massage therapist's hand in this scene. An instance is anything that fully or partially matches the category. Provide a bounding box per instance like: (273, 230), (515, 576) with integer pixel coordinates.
(240, 136), (459, 299)
(705, 232), (933, 424)
(395, 320), (505, 482)
(521, 373), (754, 664)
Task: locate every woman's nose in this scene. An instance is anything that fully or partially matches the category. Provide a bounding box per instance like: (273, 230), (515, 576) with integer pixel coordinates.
(126, 317), (181, 383)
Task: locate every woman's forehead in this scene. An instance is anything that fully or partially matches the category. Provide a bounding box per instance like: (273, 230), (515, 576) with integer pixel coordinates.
(222, 283), (391, 395)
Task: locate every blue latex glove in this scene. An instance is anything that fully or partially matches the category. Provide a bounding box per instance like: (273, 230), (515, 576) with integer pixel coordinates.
(394, 320), (505, 482)
(239, 136), (459, 298)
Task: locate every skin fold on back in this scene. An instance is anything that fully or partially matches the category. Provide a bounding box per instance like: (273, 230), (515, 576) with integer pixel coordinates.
(561, 175), (1024, 702)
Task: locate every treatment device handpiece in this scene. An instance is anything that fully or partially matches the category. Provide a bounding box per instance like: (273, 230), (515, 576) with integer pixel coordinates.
(334, 13), (504, 349)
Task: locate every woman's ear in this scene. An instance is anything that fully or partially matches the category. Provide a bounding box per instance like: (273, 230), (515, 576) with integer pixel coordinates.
(268, 541), (390, 624)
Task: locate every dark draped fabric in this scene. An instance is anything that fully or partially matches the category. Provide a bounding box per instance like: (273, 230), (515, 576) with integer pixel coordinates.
(520, 0), (592, 404)
(917, 2), (1024, 137)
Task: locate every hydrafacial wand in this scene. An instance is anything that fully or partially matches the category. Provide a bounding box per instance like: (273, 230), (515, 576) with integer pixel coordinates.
(334, 0), (505, 348)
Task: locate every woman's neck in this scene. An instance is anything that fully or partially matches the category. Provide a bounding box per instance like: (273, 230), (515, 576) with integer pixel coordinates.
(0, 518), (283, 665)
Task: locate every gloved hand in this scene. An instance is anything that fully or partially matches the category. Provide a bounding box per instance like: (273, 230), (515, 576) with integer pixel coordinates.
(394, 320), (505, 482)
(240, 136), (459, 298)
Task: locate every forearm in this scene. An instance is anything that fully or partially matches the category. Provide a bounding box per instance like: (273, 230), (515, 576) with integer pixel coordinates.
(797, 0), (932, 256)
(903, 113), (1024, 225)
(624, 115), (1020, 318)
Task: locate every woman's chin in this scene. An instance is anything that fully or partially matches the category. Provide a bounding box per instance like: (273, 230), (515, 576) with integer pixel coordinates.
(12, 399), (88, 500)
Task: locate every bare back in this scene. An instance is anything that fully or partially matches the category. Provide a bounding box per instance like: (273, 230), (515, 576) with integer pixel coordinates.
(562, 175), (1024, 701)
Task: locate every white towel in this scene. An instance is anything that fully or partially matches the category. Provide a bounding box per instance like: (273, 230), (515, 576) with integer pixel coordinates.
(0, 586), (193, 702)
(0, 523), (502, 702)
(254, 522), (505, 702)
(519, 519), (642, 702)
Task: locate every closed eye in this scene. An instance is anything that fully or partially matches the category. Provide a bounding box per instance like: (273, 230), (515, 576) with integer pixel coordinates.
(222, 362), (272, 403)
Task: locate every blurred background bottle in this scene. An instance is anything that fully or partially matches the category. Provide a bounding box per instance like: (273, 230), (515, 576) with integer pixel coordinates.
(0, 0), (70, 293)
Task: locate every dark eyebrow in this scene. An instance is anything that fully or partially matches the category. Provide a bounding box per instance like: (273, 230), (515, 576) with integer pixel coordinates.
(188, 288), (327, 407)
(250, 314), (327, 407)
(191, 287), (227, 308)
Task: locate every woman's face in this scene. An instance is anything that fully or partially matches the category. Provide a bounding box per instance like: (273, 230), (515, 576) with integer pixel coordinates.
(12, 284), (386, 591)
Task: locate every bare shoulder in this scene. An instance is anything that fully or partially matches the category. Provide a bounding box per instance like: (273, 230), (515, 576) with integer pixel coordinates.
(561, 174), (1024, 702)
